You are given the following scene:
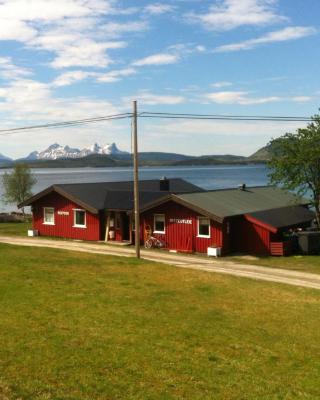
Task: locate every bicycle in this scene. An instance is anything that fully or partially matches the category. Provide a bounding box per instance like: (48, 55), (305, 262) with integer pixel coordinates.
(144, 236), (165, 249)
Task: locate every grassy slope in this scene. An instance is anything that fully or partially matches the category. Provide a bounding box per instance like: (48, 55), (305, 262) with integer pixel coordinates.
(229, 255), (320, 275)
(0, 244), (319, 399)
(1, 223), (320, 275)
(0, 222), (32, 237)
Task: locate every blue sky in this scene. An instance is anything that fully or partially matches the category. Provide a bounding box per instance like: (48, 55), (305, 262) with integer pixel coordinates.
(0, 0), (319, 158)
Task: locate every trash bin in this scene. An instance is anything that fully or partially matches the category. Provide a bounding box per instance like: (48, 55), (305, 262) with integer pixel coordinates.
(297, 231), (320, 254)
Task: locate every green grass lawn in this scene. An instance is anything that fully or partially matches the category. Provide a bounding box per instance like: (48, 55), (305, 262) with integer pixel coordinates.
(2, 222), (320, 276)
(229, 254), (320, 275)
(0, 222), (31, 237)
(0, 244), (319, 399)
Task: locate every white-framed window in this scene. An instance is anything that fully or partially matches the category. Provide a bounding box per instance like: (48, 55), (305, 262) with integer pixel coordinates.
(73, 209), (86, 228)
(43, 207), (55, 225)
(154, 214), (165, 234)
(197, 217), (210, 238)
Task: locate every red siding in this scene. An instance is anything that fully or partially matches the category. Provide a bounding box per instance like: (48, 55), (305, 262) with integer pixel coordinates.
(270, 241), (293, 256)
(30, 192), (282, 256)
(230, 217), (271, 255)
(141, 201), (223, 254)
(32, 192), (101, 241)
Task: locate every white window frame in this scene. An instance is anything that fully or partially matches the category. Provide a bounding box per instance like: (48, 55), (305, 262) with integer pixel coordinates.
(197, 216), (211, 238)
(73, 209), (87, 228)
(153, 214), (165, 234)
(43, 207), (55, 225)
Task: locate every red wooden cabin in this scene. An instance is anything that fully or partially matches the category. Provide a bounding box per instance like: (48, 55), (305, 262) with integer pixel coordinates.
(19, 178), (202, 243)
(20, 179), (314, 256)
(139, 185), (314, 256)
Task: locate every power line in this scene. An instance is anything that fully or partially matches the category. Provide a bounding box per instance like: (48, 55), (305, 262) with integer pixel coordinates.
(139, 112), (313, 122)
(0, 113), (132, 136)
(0, 110), (314, 136)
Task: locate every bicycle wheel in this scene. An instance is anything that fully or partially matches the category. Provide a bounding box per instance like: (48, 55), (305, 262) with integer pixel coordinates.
(156, 239), (164, 248)
(145, 239), (153, 249)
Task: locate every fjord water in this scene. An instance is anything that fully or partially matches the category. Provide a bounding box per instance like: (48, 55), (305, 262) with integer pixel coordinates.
(0, 164), (268, 212)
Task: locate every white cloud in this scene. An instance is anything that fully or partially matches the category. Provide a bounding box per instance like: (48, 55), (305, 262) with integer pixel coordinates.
(131, 43), (205, 69)
(0, 57), (31, 80)
(0, 77), (121, 133)
(141, 119), (303, 155)
(195, 45), (206, 53)
(133, 53), (179, 67)
(215, 26), (317, 52)
(97, 67), (136, 83)
(124, 91), (185, 106)
(211, 81), (233, 88)
(53, 67), (137, 86)
(49, 40), (126, 69)
(0, 0), (115, 21)
(0, 0), (144, 69)
(168, 43), (206, 55)
(204, 90), (312, 105)
(148, 119), (302, 138)
(0, 75), (128, 158)
(291, 96), (312, 103)
(205, 91), (281, 104)
(144, 4), (175, 15)
(0, 19), (37, 41)
(100, 21), (149, 37)
(187, 0), (286, 31)
(52, 70), (97, 87)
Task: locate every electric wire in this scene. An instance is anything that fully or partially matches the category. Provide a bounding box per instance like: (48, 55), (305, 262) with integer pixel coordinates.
(0, 113), (132, 136)
(139, 112), (313, 122)
(0, 110), (314, 136)
(139, 111), (311, 120)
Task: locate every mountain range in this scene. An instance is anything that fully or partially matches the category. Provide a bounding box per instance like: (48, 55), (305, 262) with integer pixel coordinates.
(0, 142), (272, 168)
(0, 153), (12, 162)
(24, 142), (128, 161)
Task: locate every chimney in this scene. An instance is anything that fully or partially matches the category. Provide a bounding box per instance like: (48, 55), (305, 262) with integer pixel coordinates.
(160, 176), (170, 191)
(238, 183), (246, 191)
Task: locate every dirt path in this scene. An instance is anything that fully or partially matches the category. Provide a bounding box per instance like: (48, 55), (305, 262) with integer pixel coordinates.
(1, 236), (320, 290)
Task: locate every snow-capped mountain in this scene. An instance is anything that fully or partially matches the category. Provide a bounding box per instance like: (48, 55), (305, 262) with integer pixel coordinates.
(0, 152), (12, 161)
(25, 142), (128, 160)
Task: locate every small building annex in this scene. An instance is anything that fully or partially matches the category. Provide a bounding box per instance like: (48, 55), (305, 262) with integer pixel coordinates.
(20, 178), (314, 256)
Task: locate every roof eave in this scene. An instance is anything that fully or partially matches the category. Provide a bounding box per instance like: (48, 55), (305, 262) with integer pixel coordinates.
(138, 194), (173, 214)
(19, 185), (99, 215)
(171, 195), (224, 223)
(244, 214), (278, 234)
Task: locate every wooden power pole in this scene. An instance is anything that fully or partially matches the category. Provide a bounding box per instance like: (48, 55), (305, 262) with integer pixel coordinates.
(133, 100), (140, 258)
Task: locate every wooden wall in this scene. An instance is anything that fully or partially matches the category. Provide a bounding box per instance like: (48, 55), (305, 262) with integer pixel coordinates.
(32, 192), (101, 241)
(141, 201), (223, 253)
(229, 216), (275, 255)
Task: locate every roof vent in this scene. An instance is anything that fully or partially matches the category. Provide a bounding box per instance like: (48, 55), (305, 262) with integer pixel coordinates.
(238, 183), (246, 191)
(160, 177), (170, 191)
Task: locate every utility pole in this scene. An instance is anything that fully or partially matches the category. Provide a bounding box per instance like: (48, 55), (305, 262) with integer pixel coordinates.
(133, 100), (140, 258)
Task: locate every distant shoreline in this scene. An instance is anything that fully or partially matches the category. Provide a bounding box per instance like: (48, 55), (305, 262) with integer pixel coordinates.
(0, 159), (267, 170)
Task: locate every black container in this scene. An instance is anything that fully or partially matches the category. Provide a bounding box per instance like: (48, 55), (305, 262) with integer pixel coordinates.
(297, 231), (320, 254)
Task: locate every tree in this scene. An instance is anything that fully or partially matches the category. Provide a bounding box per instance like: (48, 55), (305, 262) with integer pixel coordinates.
(268, 112), (320, 227)
(2, 163), (36, 215)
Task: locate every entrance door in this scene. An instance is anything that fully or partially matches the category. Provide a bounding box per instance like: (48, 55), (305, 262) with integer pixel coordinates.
(122, 213), (130, 241)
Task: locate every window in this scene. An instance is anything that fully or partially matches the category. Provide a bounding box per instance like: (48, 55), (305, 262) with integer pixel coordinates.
(197, 217), (210, 238)
(43, 207), (55, 225)
(73, 209), (86, 228)
(154, 214), (165, 234)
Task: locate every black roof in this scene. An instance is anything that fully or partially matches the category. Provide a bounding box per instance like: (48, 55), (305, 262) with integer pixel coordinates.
(175, 186), (310, 220)
(246, 206), (315, 232)
(140, 186), (311, 223)
(19, 179), (202, 213)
